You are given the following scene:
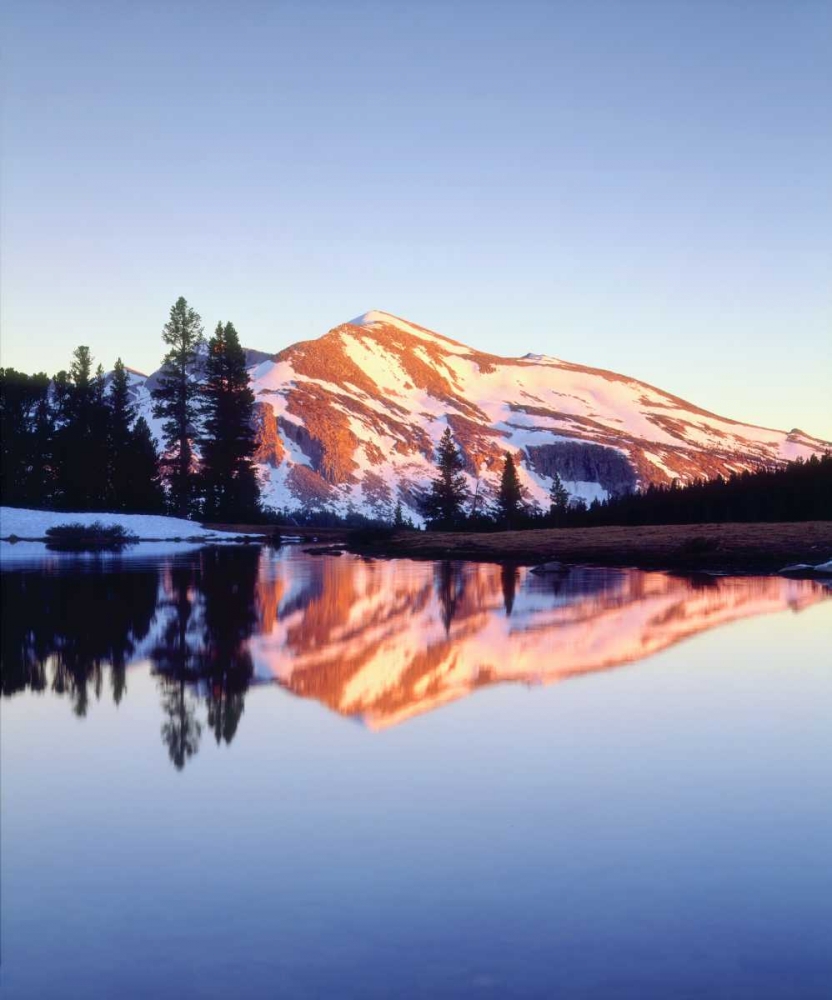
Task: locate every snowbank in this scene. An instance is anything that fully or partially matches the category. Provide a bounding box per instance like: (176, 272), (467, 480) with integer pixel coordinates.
(0, 507), (264, 541)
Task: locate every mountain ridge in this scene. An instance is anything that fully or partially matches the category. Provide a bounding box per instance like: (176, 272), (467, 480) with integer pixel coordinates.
(128, 310), (830, 520)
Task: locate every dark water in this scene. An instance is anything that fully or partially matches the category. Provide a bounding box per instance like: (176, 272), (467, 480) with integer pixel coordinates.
(1, 544), (831, 999)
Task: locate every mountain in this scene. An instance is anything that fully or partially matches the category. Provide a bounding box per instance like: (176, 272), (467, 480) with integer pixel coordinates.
(129, 310), (831, 520)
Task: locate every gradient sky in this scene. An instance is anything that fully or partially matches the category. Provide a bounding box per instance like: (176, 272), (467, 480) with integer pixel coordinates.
(2, 0), (830, 438)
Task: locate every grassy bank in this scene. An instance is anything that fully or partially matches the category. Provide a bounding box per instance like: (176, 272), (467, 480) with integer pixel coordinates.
(347, 521), (832, 572)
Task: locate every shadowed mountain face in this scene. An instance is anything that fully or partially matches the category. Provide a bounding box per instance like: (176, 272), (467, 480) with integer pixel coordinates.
(3, 548), (828, 748)
(126, 311), (831, 521)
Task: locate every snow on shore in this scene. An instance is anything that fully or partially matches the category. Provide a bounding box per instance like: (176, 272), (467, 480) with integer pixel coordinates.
(0, 507), (263, 541)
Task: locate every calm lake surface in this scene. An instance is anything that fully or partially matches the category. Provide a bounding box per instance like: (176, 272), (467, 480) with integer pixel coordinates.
(1, 544), (831, 999)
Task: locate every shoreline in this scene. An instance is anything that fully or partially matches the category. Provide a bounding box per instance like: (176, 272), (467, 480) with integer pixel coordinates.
(347, 521), (832, 574)
(2, 516), (831, 576)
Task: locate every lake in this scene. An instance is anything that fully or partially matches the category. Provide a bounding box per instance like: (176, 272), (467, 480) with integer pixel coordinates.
(1, 544), (830, 999)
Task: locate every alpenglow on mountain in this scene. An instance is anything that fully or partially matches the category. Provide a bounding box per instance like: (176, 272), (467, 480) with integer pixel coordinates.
(130, 311), (830, 520)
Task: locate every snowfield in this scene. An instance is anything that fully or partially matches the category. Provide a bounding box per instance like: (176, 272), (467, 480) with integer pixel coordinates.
(0, 507), (264, 541)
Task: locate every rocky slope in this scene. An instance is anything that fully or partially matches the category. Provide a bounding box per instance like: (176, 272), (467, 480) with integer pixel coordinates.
(131, 310), (830, 521)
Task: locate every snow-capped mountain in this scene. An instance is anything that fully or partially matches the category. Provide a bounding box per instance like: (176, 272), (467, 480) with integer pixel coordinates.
(130, 310), (830, 520)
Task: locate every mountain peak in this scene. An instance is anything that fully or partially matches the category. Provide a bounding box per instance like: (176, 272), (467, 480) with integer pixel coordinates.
(346, 310), (470, 351)
(349, 309), (396, 327)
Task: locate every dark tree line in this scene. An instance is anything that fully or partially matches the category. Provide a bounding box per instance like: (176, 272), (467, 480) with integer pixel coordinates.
(1, 296), (261, 521)
(417, 429), (831, 532)
(1, 350), (163, 512)
(559, 453), (832, 527)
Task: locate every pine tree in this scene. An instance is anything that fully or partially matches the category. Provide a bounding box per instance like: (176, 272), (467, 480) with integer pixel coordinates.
(54, 347), (111, 509)
(496, 452), (526, 527)
(422, 427), (469, 528)
(199, 321), (260, 522)
(107, 358), (134, 509)
(548, 470), (570, 525)
(89, 363), (111, 506)
(152, 297), (204, 517)
(394, 500), (404, 528)
(29, 387), (56, 504)
(126, 417), (165, 512)
(0, 368), (54, 506)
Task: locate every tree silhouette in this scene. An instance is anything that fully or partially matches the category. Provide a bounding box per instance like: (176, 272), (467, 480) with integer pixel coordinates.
(150, 547), (260, 765)
(548, 471), (570, 525)
(435, 560), (465, 634)
(496, 452), (526, 527)
(2, 548), (264, 768)
(0, 368), (54, 506)
(1, 566), (158, 707)
(422, 428), (469, 529)
(159, 677), (203, 771)
(206, 688), (246, 746)
(501, 564), (519, 616)
(53, 347), (111, 509)
(199, 321), (260, 521)
(107, 358), (136, 510)
(152, 297), (205, 516)
(560, 454), (832, 527)
(196, 546), (258, 745)
(125, 416), (165, 512)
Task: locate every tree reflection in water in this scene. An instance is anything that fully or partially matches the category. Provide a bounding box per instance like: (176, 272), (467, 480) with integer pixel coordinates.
(1, 562), (158, 715)
(152, 547), (259, 767)
(1, 546), (262, 769)
(3, 546), (830, 759)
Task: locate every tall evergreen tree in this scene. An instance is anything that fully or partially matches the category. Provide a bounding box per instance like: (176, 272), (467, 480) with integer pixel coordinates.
(28, 385), (56, 504)
(549, 470), (570, 524)
(0, 368), (54, 506)
(126, 417), (165, 512)
(106, 359), (164, 512)
(107, 358), (134, 509)
(199, 321), (260, 522)
(89, 363), (111, 504)
(53, 347), (111, 509)
(496, 452), (526, 526)
(152, 297), (204, 516)
(422, 427), (469, 528)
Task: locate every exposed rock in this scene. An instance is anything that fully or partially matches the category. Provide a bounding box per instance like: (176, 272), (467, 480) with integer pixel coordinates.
(361, 471), (393, 515)
(525, 441), (637, 495)
(252, 401), (283, 467)
(286, 465), (335, 507)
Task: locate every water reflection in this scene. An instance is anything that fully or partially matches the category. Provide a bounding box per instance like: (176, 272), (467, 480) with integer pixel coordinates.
(150, 548), (258, 767)
(257, 556), (829, 729)
(1, 564), (158, 714)
(1, 546), (828, 766)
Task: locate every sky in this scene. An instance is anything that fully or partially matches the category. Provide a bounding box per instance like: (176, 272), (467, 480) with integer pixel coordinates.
(1, 0), (830, 439)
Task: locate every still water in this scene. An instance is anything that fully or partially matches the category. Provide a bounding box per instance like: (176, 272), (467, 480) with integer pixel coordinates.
(1, 544), (831, 999)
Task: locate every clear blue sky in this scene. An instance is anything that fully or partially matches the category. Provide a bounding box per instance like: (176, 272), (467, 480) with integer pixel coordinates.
(2, 0), (830, 438)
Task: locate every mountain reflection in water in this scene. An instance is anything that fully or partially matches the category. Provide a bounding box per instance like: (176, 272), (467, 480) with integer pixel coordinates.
(2, 546), (828, 766)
